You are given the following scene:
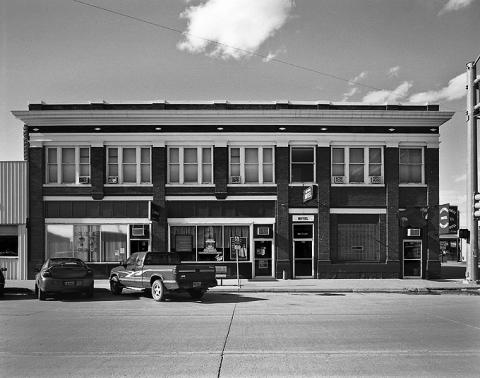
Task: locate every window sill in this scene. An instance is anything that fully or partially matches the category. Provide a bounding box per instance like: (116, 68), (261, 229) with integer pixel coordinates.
(0, 256), (19, 259)
(289, 183), (317, 187)
(43, 184), (91, 187)
(104, 184), (153, 187)
(399, 184), (427, 187)
(165, 184), (215, 187)
(331, 184), (385, 187)
(227, 184), (277, 187)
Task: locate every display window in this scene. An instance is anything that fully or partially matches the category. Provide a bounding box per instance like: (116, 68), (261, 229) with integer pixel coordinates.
(169, 225), (251, 262)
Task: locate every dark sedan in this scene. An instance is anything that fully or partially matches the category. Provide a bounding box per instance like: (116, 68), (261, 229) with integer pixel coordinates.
(35, 258), (94, 300)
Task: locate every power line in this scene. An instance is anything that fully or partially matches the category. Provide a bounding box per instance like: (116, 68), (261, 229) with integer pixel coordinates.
(72, 0), (382, 91)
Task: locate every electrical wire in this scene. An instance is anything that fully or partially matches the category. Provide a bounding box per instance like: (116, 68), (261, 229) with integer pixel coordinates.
(72, 0), (383, 91)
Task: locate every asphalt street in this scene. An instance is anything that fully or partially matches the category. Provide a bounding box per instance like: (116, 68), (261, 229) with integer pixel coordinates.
(1, 289), (479, 377)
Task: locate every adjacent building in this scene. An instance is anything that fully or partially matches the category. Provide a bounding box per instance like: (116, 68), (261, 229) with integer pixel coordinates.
(0, 161), (28, 279)
(13, 101), (454, 279)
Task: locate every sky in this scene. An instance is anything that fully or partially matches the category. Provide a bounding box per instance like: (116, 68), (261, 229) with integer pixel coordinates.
(1, 0), (479, 225)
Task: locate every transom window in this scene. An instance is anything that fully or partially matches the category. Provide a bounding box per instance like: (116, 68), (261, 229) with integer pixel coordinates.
(106, 147), (151, 184)
(331, 147), (383, 184)
(46, 147), (90, 184)
(399, 147), (424, 184)
(290, 146), (315, 183)
(229, 146), (274, 184)
(168, 147), (213, 184)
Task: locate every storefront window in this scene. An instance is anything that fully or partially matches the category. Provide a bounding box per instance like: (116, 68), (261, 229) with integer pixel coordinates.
(46, 224), (128, 262)
(0, 235), (18, 256)
(169, 225), (250, 262)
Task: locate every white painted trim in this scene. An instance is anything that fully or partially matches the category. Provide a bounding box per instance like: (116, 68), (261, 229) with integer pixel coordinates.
(168, 218), (275, 225)
(226, 184), (277, 188)
(43, 196), (154, 201)
(289, 183), (317, 187)
(165, 184), (216, 188)
(331, 184), (385, 188)
(289, 208), (319, 214)
(28, 132), (441, 149)
(14, 109), (454, 128)
(165, 195), (277, 201)
(399, 184), (428, 188)
(330, 208), (387, 214)
(45, 218), (150, 224)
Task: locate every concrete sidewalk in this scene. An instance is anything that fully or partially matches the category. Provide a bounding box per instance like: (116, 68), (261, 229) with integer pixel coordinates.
(5, 277), (480, 295)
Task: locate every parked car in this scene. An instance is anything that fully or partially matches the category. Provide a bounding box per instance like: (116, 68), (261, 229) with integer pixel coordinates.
(35, 258), (94, 300)
(110, 251), (217, 301)
(0, 267), (6, 296)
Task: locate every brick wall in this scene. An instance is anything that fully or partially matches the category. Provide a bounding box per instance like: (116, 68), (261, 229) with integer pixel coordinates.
(214, 147), (228, 199)
(152, 147), (167, 251)
(90, 147), (105, 200)
(275, 146), (290, 278)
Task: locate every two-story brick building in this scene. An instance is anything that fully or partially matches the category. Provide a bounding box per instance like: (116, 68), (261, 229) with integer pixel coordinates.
(13, 101), (453, 279)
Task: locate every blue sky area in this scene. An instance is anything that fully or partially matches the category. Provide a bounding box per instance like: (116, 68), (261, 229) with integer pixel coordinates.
(1, 0), (479, 224)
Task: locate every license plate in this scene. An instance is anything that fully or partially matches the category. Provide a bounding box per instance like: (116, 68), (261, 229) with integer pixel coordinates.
(193, 282), (201, 288)
(63, 281), (75, 286)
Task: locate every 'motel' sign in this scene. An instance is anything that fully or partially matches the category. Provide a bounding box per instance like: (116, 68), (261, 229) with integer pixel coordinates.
(439, 205), (458, 235)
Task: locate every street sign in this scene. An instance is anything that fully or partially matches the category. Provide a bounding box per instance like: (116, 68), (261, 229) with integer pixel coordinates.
(303, 185), (313, 203)
(439, 204), (458, 234)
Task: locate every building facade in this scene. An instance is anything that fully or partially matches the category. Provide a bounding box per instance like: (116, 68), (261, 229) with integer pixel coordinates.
(13, 101), (453, 279)
(0, 161), (28, 280)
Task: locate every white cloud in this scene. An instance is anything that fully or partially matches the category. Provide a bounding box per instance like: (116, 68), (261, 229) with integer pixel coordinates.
(387, 66), (400, 78)
(408, 72), (466, 103)
(439, 0), (475, 15)
(262, 46), (287, 62)
(362, 81), (413, 103)
(341, 71), (367, 101)
(177, 0), (294, 60)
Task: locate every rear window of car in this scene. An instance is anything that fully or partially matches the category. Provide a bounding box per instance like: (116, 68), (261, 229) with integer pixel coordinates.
(48, 259), (85, 268)
(144, 253), (181, 265)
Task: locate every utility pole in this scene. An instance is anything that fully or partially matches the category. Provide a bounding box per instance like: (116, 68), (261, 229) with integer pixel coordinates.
(465, 57), (479, 283)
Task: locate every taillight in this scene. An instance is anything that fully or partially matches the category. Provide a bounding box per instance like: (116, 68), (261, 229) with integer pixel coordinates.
(172, 266), (177, 275)
(42, 270), (52, 278)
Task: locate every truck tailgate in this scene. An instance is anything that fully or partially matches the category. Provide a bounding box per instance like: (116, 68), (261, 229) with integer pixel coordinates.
(176, 264), (216, 283)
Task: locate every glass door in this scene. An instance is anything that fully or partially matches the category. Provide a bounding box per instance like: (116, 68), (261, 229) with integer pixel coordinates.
(403, 240), (422, 278)
(254, 240), (273, 277)
(293, 224), (314, 278)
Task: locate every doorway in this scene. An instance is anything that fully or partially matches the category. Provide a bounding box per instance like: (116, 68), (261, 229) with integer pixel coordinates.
(293, 224), (314, 278)
(254, 240), (273, 277)
(403, 240), (422, 278)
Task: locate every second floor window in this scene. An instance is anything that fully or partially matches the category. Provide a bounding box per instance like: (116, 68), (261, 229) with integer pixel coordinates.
(46, 146), (90, 184)
(291, 146), (315, 183)
(229, 147), (274, 184)
(168, 147), (213, 184)
(331, 147), (383, 184)
(399, 148), (423, 184)
(106, 147), (151, 184)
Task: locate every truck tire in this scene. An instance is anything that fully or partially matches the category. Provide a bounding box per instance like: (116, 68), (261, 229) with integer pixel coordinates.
(188, 289), (205, 299)
(151, 279), (166, 302)
(110, 277), (122, 295)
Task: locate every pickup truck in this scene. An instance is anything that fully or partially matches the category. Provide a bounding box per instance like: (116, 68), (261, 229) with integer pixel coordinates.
(109, 251), (217, 301)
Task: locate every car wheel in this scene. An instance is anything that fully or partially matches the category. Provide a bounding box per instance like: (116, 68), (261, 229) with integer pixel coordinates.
(188, 289), (205, 299)
(110, 277), (122, 295)
(86, 283), (94, 298)
(151, 279), (166, 302)
(38, 286), (46, 301)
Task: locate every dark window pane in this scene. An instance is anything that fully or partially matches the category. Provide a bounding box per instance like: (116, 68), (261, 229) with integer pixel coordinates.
(291, 164), (314, 182)
(292, 147), (314, 163)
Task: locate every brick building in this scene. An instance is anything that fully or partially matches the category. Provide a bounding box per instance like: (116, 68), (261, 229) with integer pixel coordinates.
(13, 101), (453, 279)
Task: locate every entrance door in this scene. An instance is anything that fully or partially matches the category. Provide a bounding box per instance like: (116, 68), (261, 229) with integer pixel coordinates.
(254, 240), (273, 277)
(293, 224), (314, 278)
(403, 240), (422, 278)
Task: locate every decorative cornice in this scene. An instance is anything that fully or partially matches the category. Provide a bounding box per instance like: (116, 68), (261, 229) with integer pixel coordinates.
(12, 109), (454, 128)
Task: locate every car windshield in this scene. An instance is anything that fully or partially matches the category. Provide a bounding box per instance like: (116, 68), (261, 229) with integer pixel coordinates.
(48, 258), (86, 268)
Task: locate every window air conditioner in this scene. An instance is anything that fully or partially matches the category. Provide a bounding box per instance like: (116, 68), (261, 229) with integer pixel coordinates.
(407, 228), (421, 237)
(230, 175), (241, 184)
(132, 226), (145, 237)
(332, 176), (345, 184)
(79, 176), (90, 184)
(369, 176), (383, 184)
(257, 226), (270, 236)
(107, 176), (119, 184)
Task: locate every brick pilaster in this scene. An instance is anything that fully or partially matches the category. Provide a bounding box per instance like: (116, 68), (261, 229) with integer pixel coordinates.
(90, 147), (105, 200)
(214, 147), (228, 199)
(426, 147), (440, 278)
(28, 147), (45, 278)
(317, 147), (331, 265)
(151, 147), (167, 251)
(385, 147), (399, 265)
(275, 146), (290, 278)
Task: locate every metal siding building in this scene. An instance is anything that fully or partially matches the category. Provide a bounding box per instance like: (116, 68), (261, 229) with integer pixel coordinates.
(0, 161), (28, 279)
